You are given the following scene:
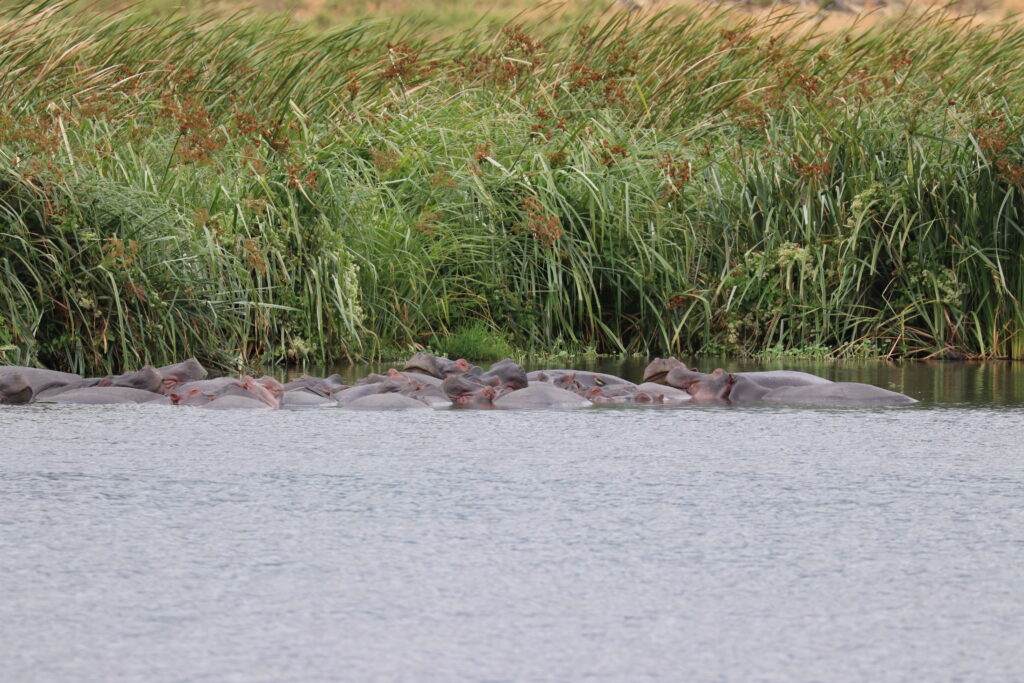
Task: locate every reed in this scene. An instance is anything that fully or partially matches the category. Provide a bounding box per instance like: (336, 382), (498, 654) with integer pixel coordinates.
(1, 0), (1022, 373)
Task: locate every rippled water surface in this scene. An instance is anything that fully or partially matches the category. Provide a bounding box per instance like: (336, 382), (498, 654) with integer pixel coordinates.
(2, 361), (1024, 681)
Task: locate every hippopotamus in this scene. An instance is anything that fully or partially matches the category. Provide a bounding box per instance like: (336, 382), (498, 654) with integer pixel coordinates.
(402, 353), (477, 379)
(32, 378), (103, 401)
(481, 359), (529, 390)
(494, 384), (592, 409)
(436, 359), (527, 408)
(733, 370), (831, 388)
(157, 358), (208, 393)
(399, 371), (443, 388)
(333, 378), (407, 405)
(280, 389), (337, 408)
(47, 387), (169, 405)
(665, 367), (735, 401)
(173, 376), (239, 397)
(100, 365), (163, 393)
(344, 393), (431, 411)
(0, 371), (33, 405)
(404, 384), (452, 408)
(171, 376), (282, 409)
(0, 366), (83, 397)
(333, 371), (450, 408)
(761, 382), (917, 406)
(252, 376), (284, 407)
(440, 374), (500, 408)
(199, 395), (273, 410)
(284, 374), (347, 397)
(527, 369), (634, 389)
(527, 370), (635, 399)
(634, 383), (692, 404)
(725, 375), (774, 403)
(641, 357), (691, 384)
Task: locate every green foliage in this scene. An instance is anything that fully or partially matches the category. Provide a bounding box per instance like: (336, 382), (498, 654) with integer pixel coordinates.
(1, 1), (1023, 372)
(430, 322), (516, 362)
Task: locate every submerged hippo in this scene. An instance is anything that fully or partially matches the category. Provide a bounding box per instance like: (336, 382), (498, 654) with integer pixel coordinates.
(0, 371), (33, 405)
(47, 387), (169, 405)
(761, 382), (917, 406)
(733, 370), (832, 389)
(100, 365), (163, 393)
(344, 393), (431, 411)
(494, 384), (592, 410)
(284, 374), (346, 395)
(157, 358), (208, 393)
(641, 357), (691, 384)
(663, 367), (735, 401)
(0, 366), (83, 397)
(280, 389), (337, 408)
(402, 353), (476, 379)
(199, 395), (273, 410)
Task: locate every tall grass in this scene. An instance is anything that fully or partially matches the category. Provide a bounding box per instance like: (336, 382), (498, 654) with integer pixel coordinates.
(1, 0), (1022, 373)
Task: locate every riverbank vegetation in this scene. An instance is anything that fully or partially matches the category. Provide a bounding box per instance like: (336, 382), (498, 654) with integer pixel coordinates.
(1, 0), (1023, 373)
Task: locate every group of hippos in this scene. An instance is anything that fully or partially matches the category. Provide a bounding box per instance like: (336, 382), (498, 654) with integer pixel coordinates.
(0, 353), (917, 410)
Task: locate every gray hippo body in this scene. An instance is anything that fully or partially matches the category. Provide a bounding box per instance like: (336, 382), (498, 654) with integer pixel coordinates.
(0, 366), (83, 397)
(762, 382), (916, 406)
(494, 384), (592, 409)
(344, 393), (431, 411)
(405, 385), (452, 409)
(333, 381), (404, 406)
(199, 395), (273, 410)
(48, 387), (169, 405)
(280, 389), (337, 408)
(33, 378), (103, 401)
(284, 374), (347, 396)
(101, 366), (163, 393)
(733, 370), (831, 388)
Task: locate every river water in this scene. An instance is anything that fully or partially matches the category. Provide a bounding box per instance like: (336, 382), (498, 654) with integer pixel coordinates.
(1, 360), (1023, 681)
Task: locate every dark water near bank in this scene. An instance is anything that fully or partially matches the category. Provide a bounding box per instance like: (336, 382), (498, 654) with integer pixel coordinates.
(2, 361), (1023, 681)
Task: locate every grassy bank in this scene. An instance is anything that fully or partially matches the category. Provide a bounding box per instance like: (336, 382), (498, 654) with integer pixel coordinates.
(1, 0), (1023, 373)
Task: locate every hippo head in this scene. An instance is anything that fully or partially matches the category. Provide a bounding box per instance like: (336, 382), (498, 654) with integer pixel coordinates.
(253, 376), (284, 407)
(686, 368), (735, 401)
(158, 358), (207, 394)
(0, 371), (33, 405)
(170, 386), (213, 406)
(483, 359), (528, 390)
(402, 353), (445, 379)
(454, 385), (496, 408)
(440, 373), (485, 401)
(642, 357), (689, 384)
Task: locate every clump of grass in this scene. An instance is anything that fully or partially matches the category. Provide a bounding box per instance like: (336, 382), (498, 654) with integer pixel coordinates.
(429, 323), (516, 362)
(1, 0), (1023, 373)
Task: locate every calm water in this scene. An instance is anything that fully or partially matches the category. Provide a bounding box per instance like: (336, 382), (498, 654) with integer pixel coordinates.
(2, 361), (1023, 681)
